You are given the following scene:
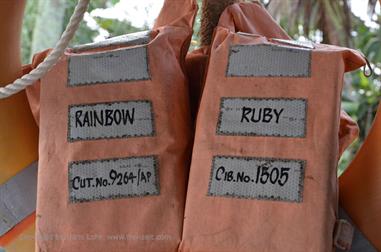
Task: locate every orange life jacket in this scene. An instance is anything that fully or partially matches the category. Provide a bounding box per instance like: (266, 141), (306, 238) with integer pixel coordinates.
(1, 1), (378, 251)
(185, 2), (360, 156)
(25, 1), (197, 251)
(180, 3), (367, 251)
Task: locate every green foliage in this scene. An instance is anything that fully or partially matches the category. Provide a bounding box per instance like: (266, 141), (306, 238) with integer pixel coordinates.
(22, 0), (145, 64)
(63, 0), (143, 47)
(95, 17), (141, 37)
(190, 0), (203, 50)
(62, 0), (99, 46)
(31, 0), (66, 57)
(21, 0), (38, 63)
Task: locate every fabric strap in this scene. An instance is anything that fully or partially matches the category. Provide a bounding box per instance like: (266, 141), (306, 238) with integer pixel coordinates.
(336, 208), (377, 252)
(0, 162), (37, 236)
(154, 0), (197, 29)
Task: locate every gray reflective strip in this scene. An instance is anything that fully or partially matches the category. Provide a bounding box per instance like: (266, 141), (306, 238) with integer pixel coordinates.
(68, 46), (150, 86)
(0, 162), (37, 236)
(68, 100), (155, 142)
(69, 156), (160, 203)
(336, 208), (377, 252)
(208, 156), (305, 202)
(72, 30), (151, 53)
(226, 44), (311, 77)
(271, 38), (315, 49)
(237, 33), (315, 50)
(217, 97), (307, 138)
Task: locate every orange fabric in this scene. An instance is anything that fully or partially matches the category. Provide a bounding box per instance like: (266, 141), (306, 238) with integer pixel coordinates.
(180, 3), (366, 252)
(154, 0), (197, 30)
(339, 103), (381, 250)
(0, 214), (35, 247)
(0, 1), (25, 84)
(338, 110), (360, 156)
(4, 224), (35, 252)
(0, 1), (38, 184)
(217, 2), (290, 39)
(26, 1), (197, 251)
(185, 2), (290, 119)
(3, 220), (35, 252)
(185, 3), (360, 152)
(185, 46), (209, 121)
(0, 3), (37, 251)
(25, 49), (51, 126)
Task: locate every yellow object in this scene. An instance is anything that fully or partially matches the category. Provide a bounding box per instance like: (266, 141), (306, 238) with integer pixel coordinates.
(0, 1), (38, 250)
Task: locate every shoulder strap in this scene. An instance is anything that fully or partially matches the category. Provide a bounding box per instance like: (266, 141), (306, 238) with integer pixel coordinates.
(154, 0), (198, 30)
(218, 2), (290, 39)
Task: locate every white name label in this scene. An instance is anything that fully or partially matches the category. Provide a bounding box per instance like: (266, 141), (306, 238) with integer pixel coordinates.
(208, 156), (305, 202)
(227, 44), (311, 77)
(68, 100), (155, 142)
(68, 46), (150, 86)
(217, 98), (307, 138)
(69, 156), (159, 203)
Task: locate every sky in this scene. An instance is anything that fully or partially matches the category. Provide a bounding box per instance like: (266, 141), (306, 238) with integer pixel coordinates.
(351, 0), (380, 28)
(85, 0), (380, 41)
(90, 0), (164, 28)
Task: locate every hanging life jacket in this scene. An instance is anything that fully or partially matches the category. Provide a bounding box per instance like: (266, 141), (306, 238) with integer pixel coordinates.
(24, 0), (197, 251)
(180, 3), (367, 252)
(185, 2), (360, 156)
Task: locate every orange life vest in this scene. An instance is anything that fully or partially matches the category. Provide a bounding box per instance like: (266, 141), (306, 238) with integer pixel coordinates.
(180, 3), (367, 251)
(25, 1), (197, 251)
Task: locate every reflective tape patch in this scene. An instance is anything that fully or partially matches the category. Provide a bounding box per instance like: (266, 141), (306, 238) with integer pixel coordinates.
(271, 38), (315, 49)
(208, 156), (305, 202)
(69, 156), (159, 203)
(68, 46), (150, 86)
(68, 100), (155, 142)
(72, 30), (151, 53)
(0, 162), (37, 236)
(226, 44), (311, 77)
(217, 97), (307, 138)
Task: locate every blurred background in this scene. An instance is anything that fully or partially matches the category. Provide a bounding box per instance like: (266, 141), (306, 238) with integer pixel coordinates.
(21, 0), (380, 174)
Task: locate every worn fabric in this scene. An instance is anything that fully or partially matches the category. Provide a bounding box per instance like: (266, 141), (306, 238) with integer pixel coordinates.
(180, 3), (366, 252)
(26, 0), (197, 251)
(185, 3), (360, 153)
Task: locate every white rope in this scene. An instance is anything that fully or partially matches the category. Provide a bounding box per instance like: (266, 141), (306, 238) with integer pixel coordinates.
(0, 0), (90, 99)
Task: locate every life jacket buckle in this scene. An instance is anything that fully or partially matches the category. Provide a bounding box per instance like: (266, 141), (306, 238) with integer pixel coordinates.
(334, 219), (354, 251)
